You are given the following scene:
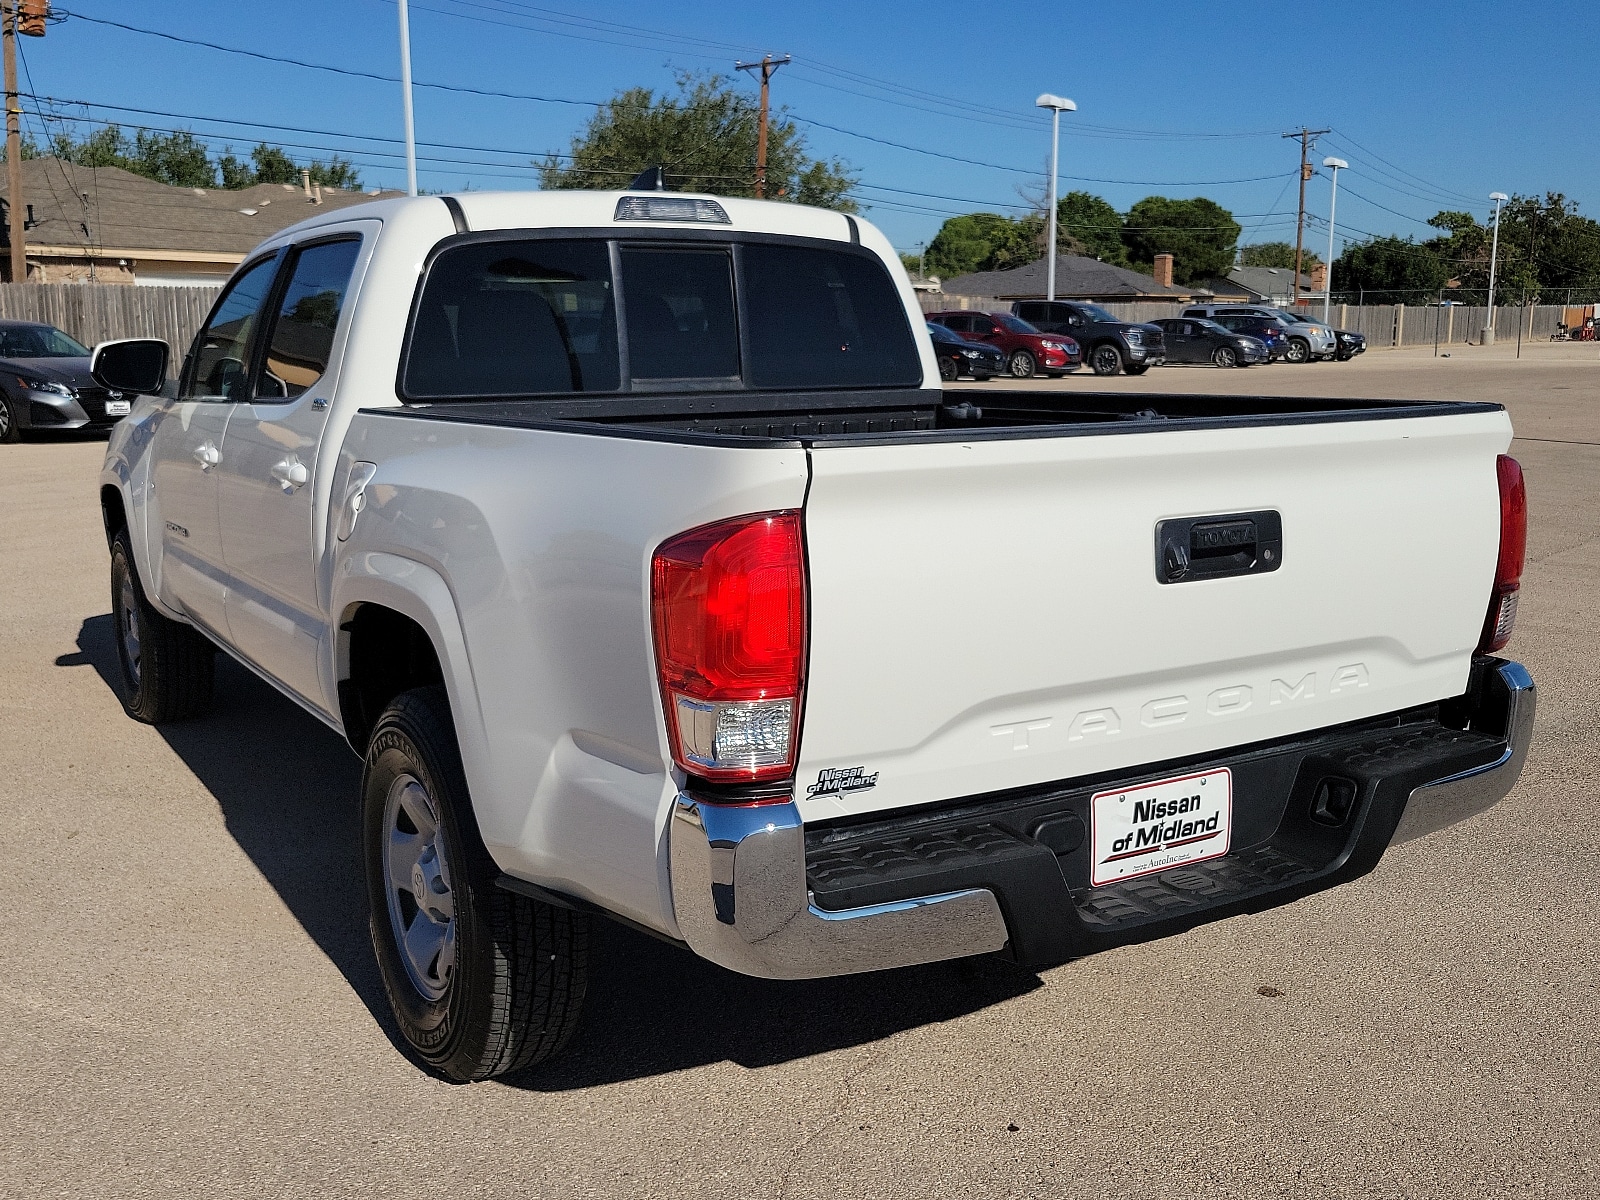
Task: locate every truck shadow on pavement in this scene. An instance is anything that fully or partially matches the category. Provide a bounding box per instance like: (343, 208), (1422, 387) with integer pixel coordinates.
(64, 615), (1042, 1088)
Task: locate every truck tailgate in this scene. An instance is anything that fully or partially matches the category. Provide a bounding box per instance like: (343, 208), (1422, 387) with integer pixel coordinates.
(794, 410), (1512, 821)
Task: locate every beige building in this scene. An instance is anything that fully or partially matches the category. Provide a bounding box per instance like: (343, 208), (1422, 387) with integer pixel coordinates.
(0, 157), (402, 285)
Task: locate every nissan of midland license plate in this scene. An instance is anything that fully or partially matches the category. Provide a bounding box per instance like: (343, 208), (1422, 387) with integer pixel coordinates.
(1090, 767), (1232, 886)
(105, 399), (132, 416)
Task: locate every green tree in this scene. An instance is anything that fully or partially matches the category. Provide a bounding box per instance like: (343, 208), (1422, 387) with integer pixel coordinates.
(540, 72), (856, 211)
(922, 212), (1040, 278)
(35, 124), (361, 191)
(1056, 191), (1126, 264)
(1121, 196), (1241, 284)
(1240, 241), (1320, 271)
(1426, 194), (1600, 303)
(1333, 236), (1450, 298)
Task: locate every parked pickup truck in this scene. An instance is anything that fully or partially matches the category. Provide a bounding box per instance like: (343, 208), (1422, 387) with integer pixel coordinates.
(96, 190), (1535, 1082)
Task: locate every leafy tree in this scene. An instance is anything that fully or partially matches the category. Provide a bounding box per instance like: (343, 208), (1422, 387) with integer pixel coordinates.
(1333, 236), (1450, 298)
(1056, 191), (1126, 264)
(1240, 241), (1320, 271)
(1121, 196), (1240, 284)
(540, 72), (856, 212)
(923, 212), (1040, 277)
(1424, 194), (1600, 303)
(35, 123), (360, 191)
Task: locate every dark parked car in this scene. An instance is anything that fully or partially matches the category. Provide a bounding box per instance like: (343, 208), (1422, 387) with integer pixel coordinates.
(1150, 318), (1270, 367)
(927, 320), (1003, 381)
(0, 320), (129, 443)
(1011, 299), (1165, 376)
(926, 310), (1081, 378)
(1334, 329), (1366, 360)
(1208, 313), (1293, 361)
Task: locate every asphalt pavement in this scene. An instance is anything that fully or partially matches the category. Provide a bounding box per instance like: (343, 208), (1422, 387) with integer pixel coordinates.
(3, 342), (1597, 1199)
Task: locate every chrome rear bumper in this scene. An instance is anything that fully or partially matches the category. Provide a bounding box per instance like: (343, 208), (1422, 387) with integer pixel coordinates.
(668, 796), (1009, 980)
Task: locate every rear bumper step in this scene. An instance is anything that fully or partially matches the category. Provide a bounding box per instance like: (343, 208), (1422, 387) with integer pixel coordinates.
(668, 657), (1533, 977)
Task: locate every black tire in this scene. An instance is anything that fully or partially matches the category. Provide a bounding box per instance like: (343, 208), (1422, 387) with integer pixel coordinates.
(937, 355), (959, 382)
(364, 686), (589, 1081)
(1090, 344), (1123, 376)
(110, 529), (214, 723)
(1212, 346), (1238, 368)
(1284, 337), (1311, 364)
(0, 391), (19, 443)
(1007, 350), (1036, 379)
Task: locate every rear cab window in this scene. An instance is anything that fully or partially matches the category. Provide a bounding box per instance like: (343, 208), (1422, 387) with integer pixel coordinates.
(402, 234), (920, 399)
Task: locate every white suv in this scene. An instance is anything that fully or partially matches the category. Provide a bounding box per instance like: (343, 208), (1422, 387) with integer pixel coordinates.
(1182, 304), (1337, 363)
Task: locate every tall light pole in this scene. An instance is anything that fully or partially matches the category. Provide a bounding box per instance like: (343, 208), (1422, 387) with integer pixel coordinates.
(1321, 156), (1347, 322)
(1035, 93), (1076, 302)
(397, 0), (418, 196)
(1483, 191), (1508, 344)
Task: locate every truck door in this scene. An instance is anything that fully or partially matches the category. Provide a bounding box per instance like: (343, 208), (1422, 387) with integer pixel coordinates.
(146, 253), (281, 639)
(215, 231), (368, 711)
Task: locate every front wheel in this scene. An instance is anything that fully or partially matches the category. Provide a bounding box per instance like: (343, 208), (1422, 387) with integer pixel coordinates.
(365, 686), (589, 1081)
(937, 355), (959, 382)
(0, 391), (19, 443)
(1284, 338), (1311, 364)
(110, 529), (214, 723)
(1212, 346), (1238, 368)
(1007, 350), (1037, 379)
(1090, 344), (1124, 376)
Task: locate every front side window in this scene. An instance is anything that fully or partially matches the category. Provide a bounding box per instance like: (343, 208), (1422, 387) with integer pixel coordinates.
(258, 239), (362, 401)
(742, 243), (918, 389)
(406, 239), (619, 398)
(183, 256), (279, 400)
(621, 247), (739, 380)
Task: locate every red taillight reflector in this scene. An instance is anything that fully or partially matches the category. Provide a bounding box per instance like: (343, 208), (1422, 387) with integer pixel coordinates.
(1479, 454), (1526, 654)
(651, 512), (806, 783)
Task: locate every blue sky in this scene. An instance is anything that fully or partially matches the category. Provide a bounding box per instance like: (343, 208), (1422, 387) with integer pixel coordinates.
(22, 0), (1600, 256)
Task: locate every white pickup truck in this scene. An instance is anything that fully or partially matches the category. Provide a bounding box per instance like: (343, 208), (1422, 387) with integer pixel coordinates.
(96, 190), (1535, 1081)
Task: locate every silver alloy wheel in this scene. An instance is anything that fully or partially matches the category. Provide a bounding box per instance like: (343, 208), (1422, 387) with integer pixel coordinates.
(118, 573), (142, 686)
(0, 397), (10, 439)
(383, 772), (457, 1003)
(1091, 344), (1122, 376)
(1285, 338), (1310, 363)
(1214, 346), (1237, 368)
(1008, 350), (1035, 378)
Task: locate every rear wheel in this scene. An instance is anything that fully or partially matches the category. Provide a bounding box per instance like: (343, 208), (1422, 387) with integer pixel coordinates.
(1007, 350), (1036, 379)
(1212, 346), (1238, 368)
(937, 355), (959, 382)
(1284, 337), (1311, 364)
(1090, 344), (1123, 376)
(110, 529), (214, 723)
(365, 686), (589, 1081)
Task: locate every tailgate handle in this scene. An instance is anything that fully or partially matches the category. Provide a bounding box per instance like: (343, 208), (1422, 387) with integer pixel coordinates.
(1157, 510), (1282, 584)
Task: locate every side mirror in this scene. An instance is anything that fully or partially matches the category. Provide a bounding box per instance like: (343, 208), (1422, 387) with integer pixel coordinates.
(92, 338), (170, 396)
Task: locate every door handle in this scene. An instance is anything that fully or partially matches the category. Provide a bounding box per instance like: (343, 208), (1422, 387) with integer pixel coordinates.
(271, 457), (309, 493)
(336, 461), (378, 542)
(192, 441), (220, 470)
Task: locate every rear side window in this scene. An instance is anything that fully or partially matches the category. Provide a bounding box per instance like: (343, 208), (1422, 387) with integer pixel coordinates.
(405, 240), (619, 397)
(742, 243), (919, 389)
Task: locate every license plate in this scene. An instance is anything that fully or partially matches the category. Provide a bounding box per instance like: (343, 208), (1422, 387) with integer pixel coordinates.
(105, 399), (132, 416)
(1090, 767), (1231, 886)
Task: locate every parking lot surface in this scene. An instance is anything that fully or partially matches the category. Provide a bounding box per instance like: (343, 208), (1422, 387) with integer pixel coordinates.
(3, 343), (1598, 1199)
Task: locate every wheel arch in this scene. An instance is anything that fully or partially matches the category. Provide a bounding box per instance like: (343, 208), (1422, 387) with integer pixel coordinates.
(100, 484), (127, 544)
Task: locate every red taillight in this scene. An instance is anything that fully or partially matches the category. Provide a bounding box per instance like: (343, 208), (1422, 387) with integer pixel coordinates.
(651, 512), (806, 784)
(1478, 454), (1526, 654)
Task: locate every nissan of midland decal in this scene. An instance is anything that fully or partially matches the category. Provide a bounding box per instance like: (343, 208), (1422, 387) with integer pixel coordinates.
(807, 766), (880, 798)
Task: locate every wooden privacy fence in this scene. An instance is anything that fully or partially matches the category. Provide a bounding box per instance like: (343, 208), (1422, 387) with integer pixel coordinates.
(0, 284), (222, 355)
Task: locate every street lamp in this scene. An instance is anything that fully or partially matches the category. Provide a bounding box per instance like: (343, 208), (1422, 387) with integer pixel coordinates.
(397, 0), (418, 196)
(1484, 191), (1508, 344)
(1322, 156), (1347, 322)
(1035, 93), (1076, 302)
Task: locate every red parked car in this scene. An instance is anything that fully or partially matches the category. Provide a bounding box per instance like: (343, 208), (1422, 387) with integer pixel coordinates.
(926, 310), (1081, 378)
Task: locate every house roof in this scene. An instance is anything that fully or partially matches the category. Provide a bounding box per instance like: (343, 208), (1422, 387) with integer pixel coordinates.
(1223, 266), (1315, 297)
(0, 158), (403, 261)
(941, 254), (1199, 299)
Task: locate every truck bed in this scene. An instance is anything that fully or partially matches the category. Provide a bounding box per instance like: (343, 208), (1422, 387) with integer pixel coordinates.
(381, 389), (1501, 447)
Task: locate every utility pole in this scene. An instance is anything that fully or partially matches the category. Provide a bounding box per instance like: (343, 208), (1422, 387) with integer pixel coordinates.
(735, 55), (789, 199)
(397, 0), (417, 196)
(4, 0), (24, 283)
(1283, 127), (1329, 309)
